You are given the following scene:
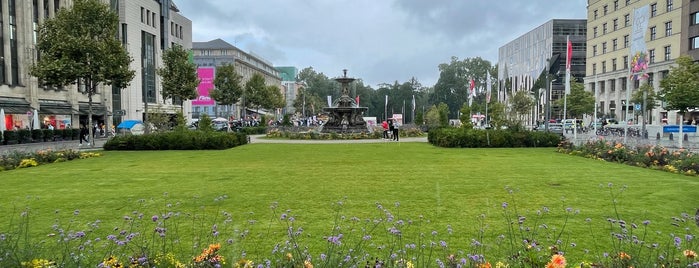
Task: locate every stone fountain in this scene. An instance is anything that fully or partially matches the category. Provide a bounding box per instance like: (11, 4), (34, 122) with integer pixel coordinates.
(321, 70), (369, 133)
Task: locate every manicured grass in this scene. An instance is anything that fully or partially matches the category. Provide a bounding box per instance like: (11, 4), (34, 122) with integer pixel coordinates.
(1, 142), (697, 263)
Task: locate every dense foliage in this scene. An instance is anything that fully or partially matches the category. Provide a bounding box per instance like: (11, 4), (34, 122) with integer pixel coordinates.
(103, 131), (248, 150)
(427, 127), (562, 148)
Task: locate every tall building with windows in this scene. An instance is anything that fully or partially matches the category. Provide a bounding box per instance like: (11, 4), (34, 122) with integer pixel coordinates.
(498, 19), (587, 123)
(191, 38), (281, 120)
(585, 0), (683, 124)
(0, 0), (191, 132)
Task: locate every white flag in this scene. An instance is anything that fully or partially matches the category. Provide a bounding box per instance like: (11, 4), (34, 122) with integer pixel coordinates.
(327, 96), (332, 107)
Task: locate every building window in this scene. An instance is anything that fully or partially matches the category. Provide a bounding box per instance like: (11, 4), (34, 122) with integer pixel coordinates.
(151, 12), (156, 28)
(594, 9), (598, 19)
(602, 42), (607, 53)
(650, 26), (656, 40)
(624, 14), (630, 26)
(142, 31), (156, 103)
(593, 45), (597, 56)
(603, 23), (607, 34)
(664, 45), (671, 61)
(604, 5), (608, 15)
(625, 0), (630, 5)
(140, 7), (144, 23)
(592, 63), (597, 75)
(9, 0), (18, 85)
(613, 38), (618, 50)
(613, 19), (618, 30)
(623, 35), (629, 48)
(614, 0), (619, 10)
(665, 21), (672, 36)
(649, 49), (655, 63)
(146, 10), (150, 25)
(648, 72), (654, 86)
(610, 79), (616, 91)
(593, 27), (598, 37)
(170, 22), (174, 35)
(623, 55), (628, 68)
(693, 12), (699, 25)
(692, 36), (699, 49)
(667, 0), (673, 12)
(602, 61), (607, 73)
(651, 3), (657, 17)
(612, 58), (617, 71)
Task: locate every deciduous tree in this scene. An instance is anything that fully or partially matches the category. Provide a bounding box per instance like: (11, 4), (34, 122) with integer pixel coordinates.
(31, 0), (135, 146)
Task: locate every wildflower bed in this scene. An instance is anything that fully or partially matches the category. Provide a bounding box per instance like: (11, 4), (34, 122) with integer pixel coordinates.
(0, 143), (697, 267)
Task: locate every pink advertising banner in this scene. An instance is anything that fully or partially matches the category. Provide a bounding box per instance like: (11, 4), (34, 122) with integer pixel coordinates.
(193, 67), (215, 106)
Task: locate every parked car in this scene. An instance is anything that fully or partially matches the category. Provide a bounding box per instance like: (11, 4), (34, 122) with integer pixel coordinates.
(535, 123), (564, 135)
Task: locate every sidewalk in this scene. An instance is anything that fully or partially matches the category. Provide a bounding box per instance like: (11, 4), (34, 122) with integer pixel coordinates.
(0, 137), (108, 156)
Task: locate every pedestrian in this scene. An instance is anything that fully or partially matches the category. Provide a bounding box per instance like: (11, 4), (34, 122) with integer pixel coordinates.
(388, 119), (395, 141)
(392, 120), (400, 141)
(382, 120), (389, 139)
(79, 124), (89, 146)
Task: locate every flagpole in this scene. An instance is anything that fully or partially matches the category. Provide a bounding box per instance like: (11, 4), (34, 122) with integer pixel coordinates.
(564, 35), (571, 123)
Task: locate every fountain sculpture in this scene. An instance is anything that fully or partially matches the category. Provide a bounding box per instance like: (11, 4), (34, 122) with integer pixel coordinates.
(321, 70), (369, 133)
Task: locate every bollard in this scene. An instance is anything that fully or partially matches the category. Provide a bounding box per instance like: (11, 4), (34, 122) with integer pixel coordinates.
(669, 133), (674, 141)
(656, 132), (660, 140)
(684, 134), (689, 141)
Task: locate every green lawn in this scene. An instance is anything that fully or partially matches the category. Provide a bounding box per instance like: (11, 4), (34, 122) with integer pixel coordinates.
(1, 142), (697, 265)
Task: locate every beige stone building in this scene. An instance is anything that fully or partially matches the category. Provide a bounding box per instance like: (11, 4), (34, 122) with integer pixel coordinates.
(586, 0), (692, 125)
(0, 0), (191, 133)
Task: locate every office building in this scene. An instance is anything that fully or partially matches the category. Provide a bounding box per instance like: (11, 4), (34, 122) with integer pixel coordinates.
(498, 19), (587, 123)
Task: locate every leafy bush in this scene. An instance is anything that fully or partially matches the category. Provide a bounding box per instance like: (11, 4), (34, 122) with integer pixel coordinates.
(31, 129), (43, 142)
(428, 127), (562, 148)
(41, 129), (54, 141)
(103, 130), (248, 150)
(2, 130), (17, 144)
(0, 149), (95, 171)
(16, 129), (31, 143)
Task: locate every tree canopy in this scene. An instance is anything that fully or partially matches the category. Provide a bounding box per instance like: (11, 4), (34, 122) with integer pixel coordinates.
(659, 55), (699, 114)
(210, 63), (244, 108)
(158, 44), (199, 110)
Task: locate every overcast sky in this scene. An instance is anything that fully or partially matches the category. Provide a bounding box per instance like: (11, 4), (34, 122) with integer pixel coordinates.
(177, 1), (587, 88)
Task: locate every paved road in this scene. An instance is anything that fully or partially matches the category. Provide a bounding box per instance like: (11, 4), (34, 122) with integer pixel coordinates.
(249, 135), (427, 144)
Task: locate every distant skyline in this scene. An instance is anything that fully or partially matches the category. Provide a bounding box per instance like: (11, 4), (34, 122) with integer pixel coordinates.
(177, 1), (587, 87)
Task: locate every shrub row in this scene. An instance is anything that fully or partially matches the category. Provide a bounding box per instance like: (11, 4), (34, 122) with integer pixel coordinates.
(103, 130), (248, 150)
(428, 127), (562, 148)
(266, 129), (382, 140)
(2, 129), (80, 145)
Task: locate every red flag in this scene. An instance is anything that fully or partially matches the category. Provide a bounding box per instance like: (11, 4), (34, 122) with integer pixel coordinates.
(355, 95), (360, 106)
(469, 79), (475, 96)
(566, 37), (572, 71)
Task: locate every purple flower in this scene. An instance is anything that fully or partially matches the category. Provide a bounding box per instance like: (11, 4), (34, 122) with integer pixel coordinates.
(674, 236), (682, 247)
(152, 215), (158, 222)
(439, 240), (447, 247)
(501, 202), (508, 208)
(642, 220), (651, 225)
(320, 253), (327, 261)
(280, 214), (287, 220)
(74, 210), (80, 215)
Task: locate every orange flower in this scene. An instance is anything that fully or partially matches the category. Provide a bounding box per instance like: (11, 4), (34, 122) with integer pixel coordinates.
(478, 262), (491, 268)
(618, 251), (631, 260)
(304, 260), (314, 268)
(546, 254), (566, 268)
(685, 249), (697, 258)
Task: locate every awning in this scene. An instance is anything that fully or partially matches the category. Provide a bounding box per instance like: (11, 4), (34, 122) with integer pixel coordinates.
(39, 101), (75, 115)
(0, 97), (31, 114)
(78, 103), (107, 115)
(117, 120), (143, 129)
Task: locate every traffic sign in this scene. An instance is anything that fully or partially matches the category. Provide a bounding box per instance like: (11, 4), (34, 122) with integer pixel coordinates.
(634, 103), (641, 111)
(114, 110), (126, 116)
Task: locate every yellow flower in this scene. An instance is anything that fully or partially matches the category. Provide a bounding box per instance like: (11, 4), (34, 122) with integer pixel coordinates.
(304, 260), (314, 268)
(685, 249), (697, 258)
(494, 261), (509, 268)
(618, 251), (631, 260)
(234, 259), (254, 268)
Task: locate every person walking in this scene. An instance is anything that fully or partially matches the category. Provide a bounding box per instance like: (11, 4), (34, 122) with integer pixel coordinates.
(79, 124), (89, 146)
(392, 120), (400, 141)
(382, 120), (389, 140)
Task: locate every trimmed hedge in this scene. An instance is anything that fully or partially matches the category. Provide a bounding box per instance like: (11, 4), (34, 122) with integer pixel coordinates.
(427, 127), (562, 148)
(103, 130), (248, 150)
